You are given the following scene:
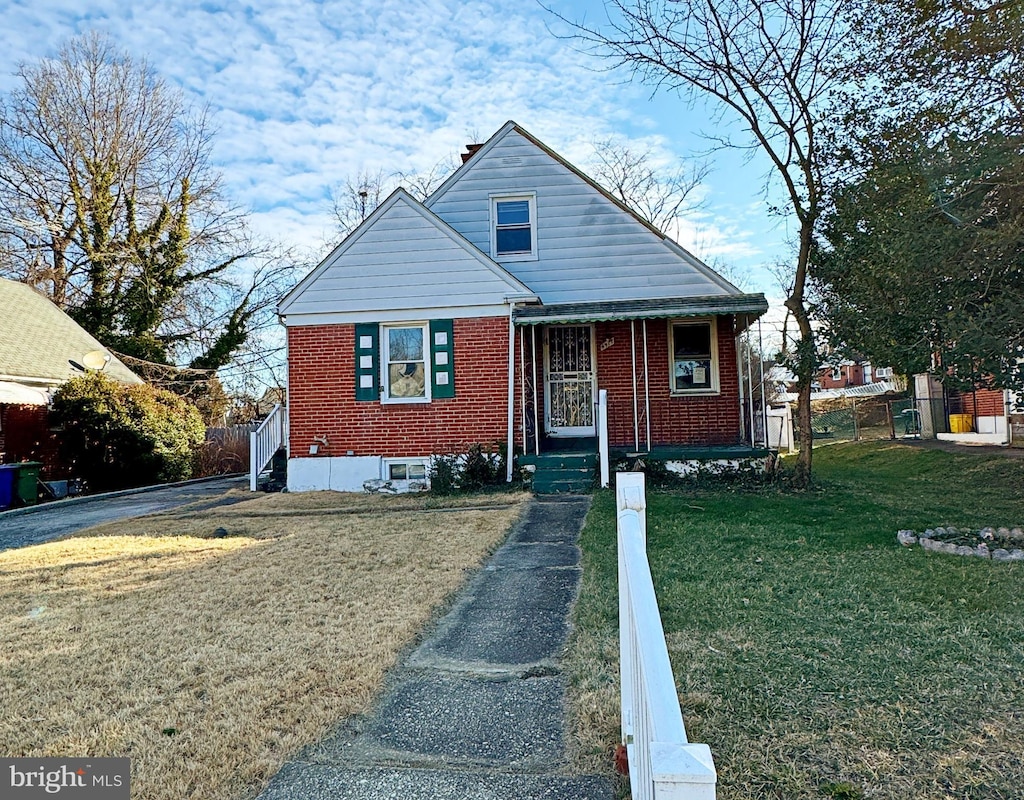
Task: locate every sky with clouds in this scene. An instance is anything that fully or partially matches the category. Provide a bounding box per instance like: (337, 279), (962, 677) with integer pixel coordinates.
(0, 0), (792, 302)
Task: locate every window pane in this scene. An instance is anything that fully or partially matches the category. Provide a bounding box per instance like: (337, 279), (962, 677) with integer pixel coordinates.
(389, 363), (425, 397)
(389, 327), (423, 361)
(496, 200), (530, 225)
(496, 226), (531, 254)
(389, 463), (408, 480)
(674, 358), (713, 390)
(409, 464), (426, 479)
(673, 323), (711, 357)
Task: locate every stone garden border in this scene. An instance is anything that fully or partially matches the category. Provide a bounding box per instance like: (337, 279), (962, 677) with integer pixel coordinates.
(897, 526), (1024, 561)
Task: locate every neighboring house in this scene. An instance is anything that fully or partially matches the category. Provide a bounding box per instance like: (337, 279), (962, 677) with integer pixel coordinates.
(278, 121), (769, 492)
(0, 278), (142, 475)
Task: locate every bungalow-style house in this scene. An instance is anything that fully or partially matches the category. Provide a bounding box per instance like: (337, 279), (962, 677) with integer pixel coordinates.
(0, 278), (141, 476)
(278, 121), (769, 492)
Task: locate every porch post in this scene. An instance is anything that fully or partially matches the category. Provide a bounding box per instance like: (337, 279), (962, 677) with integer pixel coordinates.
(506, 303), (516, 482)
(736, 324), (747, 444)
(532, 327), (540, 456)
(518, 326), (527, 456)
(758, 317), (768, 448)
(746, 326), (756, 447)
(642, 319), (651, 451)
(631, 320), (639, 452)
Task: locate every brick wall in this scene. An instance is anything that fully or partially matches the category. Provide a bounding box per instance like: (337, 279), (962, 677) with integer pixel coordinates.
(288, 316), (510, 458)
(818, 363), (867, 389)
(951, 387), (1007, 417)
(0, 404), (64, 478)
(595, 318), (741, 447)
(289, 315), (745, 459)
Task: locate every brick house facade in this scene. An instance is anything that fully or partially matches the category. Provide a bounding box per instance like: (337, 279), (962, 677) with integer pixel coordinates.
(280, 122), (768, 492)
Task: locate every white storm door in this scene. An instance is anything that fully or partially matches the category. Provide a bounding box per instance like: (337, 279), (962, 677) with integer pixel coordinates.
(544, 325), (597, 437)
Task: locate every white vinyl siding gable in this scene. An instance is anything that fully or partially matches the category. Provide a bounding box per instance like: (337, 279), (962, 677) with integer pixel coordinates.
(279, 190), (533, 321)
(427, 127), (737, 306)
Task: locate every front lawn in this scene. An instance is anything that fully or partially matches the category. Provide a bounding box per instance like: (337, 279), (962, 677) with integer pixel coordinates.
(567, 442), (1024, 799)
(0, 490), (526, 800)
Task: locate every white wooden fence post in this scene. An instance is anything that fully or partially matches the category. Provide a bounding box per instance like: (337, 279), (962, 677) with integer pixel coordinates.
(598, 388), (610, 488)
(652, 742), (718, 800)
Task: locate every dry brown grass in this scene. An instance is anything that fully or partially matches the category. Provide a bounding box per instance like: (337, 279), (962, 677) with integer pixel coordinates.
(0, 490), (526, 799)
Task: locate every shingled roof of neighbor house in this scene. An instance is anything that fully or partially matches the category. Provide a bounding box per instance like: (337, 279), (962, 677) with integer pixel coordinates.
(0, 278), (142, 389)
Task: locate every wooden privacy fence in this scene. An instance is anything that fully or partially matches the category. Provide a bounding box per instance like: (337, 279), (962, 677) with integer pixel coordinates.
(616, 472), (717, 800)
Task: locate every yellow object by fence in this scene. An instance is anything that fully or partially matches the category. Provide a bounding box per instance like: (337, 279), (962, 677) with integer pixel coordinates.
(949, 414), (974, 433)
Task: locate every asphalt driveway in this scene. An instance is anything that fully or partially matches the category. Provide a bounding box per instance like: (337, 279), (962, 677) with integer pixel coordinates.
(0, 475), (248, 551)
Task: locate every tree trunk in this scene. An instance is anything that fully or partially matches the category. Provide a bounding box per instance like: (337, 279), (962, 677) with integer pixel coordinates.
(786, 218), (817, 486)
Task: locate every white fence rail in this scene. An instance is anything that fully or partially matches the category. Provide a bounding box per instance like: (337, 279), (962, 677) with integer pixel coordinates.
(617, 472), (717, 800)
(249, 403), (285, 492)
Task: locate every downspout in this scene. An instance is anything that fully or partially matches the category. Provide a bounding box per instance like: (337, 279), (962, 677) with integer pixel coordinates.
(281, 313), (290, 459)
(506, 303), (516, 482)
(642, 319), (651, 451)
(631, 320), (639, 451)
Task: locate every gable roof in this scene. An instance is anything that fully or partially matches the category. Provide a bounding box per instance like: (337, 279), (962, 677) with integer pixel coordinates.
(0, 278), (142, 388)
(425, 121), (744, 304)
(278, 188), (537, 324)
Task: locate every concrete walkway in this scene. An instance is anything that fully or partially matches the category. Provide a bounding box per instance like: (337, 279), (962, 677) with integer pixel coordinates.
(259, 496), (613, 800)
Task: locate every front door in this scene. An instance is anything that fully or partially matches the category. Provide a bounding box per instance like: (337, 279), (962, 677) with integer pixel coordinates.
(544, 325), (596, 437)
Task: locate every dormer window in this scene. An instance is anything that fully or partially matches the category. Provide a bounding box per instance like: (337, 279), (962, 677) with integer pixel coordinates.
(490, 194), (537, 261)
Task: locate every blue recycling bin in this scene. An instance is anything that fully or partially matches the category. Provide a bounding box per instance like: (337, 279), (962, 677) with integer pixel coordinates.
(0, 464), (19, 510)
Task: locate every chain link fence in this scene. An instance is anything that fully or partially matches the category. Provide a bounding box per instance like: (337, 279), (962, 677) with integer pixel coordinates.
(793, 394), (916, 447)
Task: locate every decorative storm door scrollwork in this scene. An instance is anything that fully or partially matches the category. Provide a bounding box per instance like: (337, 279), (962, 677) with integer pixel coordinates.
(544, 325), (596, 436)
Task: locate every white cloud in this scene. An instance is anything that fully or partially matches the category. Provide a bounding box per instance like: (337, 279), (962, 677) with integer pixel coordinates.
(0, 0), (786, 283)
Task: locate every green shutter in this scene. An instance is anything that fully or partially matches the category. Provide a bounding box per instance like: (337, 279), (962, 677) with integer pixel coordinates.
(354, 323), (379, 401)
(429, 319), (455, 398)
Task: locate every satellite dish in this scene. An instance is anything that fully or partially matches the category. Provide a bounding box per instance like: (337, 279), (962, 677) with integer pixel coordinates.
(81, 351), (111, 370)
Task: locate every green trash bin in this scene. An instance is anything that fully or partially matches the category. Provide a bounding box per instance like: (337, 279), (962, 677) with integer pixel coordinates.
(15, 461), (43, 506)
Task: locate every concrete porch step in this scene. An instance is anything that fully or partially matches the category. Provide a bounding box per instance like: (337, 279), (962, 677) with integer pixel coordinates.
(532, 469), (596, 495)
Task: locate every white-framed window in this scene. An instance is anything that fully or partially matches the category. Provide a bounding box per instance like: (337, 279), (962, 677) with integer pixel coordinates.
(383, 459), (429, 491)
(670, 318), (719, 395)
(490, 193), (537, 261)
(382, 323), (430, 403)
(384, 459), (428, 482)
(831, 366), (843, 382)
(875, 367), (893, 379)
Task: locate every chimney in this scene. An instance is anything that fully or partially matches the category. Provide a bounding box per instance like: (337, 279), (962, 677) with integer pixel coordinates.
(460, 143), (484, 164)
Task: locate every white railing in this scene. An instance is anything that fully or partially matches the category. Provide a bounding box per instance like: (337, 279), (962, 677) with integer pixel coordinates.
(617, 472), (717, 800)
(249, 403), (285, 491)
(596, 388), (610, 488)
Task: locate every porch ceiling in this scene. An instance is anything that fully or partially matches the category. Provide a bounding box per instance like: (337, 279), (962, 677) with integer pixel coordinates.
(512, 293), (768, 325)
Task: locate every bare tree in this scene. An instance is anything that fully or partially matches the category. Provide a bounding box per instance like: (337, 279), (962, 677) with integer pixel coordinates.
(0, 32), (275, 371)
(556, 0), (848, 485)
(588, 137), (708, 235)
(330, 156), (458, 238)
(330, 168), (389, 237)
